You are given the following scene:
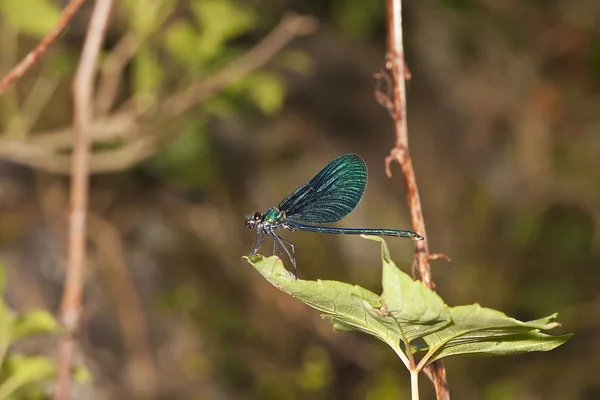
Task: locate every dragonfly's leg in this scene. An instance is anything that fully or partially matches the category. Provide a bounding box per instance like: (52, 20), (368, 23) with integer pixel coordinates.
(274, 234), (297, 279)
(250, 227), (265, 256)
(278, 236), (295, 258)
(272, 236), (283, 256)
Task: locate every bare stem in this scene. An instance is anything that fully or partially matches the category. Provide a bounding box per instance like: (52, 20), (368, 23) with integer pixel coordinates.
(54, 0), (114, 398)
(383, 0), (450, 398)
(410, 369), (420, 400)
(0, 0), (85, 95)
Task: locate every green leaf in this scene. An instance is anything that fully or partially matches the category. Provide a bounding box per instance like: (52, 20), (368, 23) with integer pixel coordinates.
(429, 331), (572, 360)
(10, 310), (61, 342)
(245, 236), (572, 369)
(372, 236), (452, 341)
(422, 305), (570, 365)
(245, 255), (405, 355)
(0, 0), (61, 37)
(0, 355), (56, 399)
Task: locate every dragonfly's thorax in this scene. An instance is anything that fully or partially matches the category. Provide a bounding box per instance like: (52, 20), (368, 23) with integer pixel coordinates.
(263, 208), (286, 224)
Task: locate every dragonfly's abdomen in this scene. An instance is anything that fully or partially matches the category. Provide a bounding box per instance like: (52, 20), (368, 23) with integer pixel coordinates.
(285, 221), (423, 240)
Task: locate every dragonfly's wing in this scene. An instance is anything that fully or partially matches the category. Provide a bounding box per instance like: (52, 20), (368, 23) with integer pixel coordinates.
(277, 154), (367, 224)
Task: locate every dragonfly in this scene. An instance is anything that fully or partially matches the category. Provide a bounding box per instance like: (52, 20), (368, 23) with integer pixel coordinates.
(245, 154), (423, 277)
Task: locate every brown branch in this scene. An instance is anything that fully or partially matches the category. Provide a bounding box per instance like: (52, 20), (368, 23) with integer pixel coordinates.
(382, 0), (450, 399)
(0, 0), (85, 95)
(54, 0), (114, 398)
(95, 34), (142, 117)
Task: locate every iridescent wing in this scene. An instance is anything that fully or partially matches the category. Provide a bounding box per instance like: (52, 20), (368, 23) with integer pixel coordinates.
(277, 154), (367, 224)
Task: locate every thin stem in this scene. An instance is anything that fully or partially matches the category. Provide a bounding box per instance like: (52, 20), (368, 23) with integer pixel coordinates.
(383, 0), (450, 398)
(54, 0), (115, 398)
(0, 0), (85, 94)
(416, 346), (439, 371)
(390, 341), (412, 370)
(410, 369), (420, 400)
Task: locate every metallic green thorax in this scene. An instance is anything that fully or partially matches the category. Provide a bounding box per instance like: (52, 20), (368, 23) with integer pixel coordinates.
(263, 208), (285, 223)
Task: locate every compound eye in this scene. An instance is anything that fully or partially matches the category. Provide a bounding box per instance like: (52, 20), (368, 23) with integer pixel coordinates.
(253, 212), (263, 221)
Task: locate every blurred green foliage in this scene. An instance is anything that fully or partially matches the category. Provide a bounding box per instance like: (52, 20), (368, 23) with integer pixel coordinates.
(0, 263), (89, 399)
(126, 0), (288, 188)
(333, 0), (385, 38)
(0, 0), (60, 37)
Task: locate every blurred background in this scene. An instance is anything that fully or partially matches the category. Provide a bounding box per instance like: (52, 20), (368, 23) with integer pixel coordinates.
(0, 0), (599, 399)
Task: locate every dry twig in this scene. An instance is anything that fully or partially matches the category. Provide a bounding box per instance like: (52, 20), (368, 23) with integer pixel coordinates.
(54, 0), (114, 398)
(0, 0), (85, 95)
(382, 0), (450, 398)
(95, 34), (142, 116)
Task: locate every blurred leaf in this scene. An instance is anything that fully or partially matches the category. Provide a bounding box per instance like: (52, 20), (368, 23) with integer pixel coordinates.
(0, 263), (9, 364)
(48, 52), (78, 78)
(364, 370), (404, 400)
(133, 47), (163, 109)
(192, 0), (257, 61)
(10, 311), (61, 342)
(203, 96), (237, 116)
(0, 302), (10, 365)
(164, 21), (204, 69)
(279, 50), (315, 75)
(0, 355), (56, 399)
(245, 73), (286, 114)
(122, 0), (177, 37)
(334, 0), (385, 38)
(441, 0), (476, 13)
(149, 119), (214, 189)
(221, 72), (286, 114)
(73, 364), (93, 384)
(246, 236), (571, 369)
(0, 0), (61, 37)
(296, 346), (332, 392)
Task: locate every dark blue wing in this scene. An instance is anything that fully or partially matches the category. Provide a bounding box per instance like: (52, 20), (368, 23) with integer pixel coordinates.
(277, 154), (367, 224)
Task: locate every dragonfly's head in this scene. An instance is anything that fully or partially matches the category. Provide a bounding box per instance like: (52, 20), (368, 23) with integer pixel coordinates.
(245, 212), (264, 229)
